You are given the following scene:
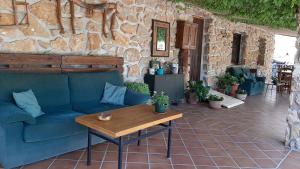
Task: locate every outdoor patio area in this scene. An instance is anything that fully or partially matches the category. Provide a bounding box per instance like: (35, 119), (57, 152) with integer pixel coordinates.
(12, 91), (297, 169)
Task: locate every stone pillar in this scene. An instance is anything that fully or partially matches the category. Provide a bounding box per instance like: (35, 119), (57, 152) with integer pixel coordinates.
(285, 6), (300, 150)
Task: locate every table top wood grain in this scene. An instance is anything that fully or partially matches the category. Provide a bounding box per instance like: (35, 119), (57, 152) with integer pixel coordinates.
(75, 104), (183, 138)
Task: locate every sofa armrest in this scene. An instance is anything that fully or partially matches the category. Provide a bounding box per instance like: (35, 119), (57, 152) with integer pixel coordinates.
(124, 89), (150, 106)
(0, 102), (35, 124)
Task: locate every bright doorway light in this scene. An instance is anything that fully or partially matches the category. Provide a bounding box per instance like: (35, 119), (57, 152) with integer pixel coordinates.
(273, 34), (297, 65)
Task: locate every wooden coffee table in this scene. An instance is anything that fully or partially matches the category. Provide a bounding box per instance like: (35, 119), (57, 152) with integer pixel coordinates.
(76, 104), (182, 169)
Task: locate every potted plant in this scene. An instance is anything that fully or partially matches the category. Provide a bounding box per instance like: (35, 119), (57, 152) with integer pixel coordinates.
(236, 89), (247, 101)
(217, 73), (241, 96)
(186, 81), (198, 104)
(208, 94), (224, 109)
(152, 91), (169, 113)
(186, 81), (209, 104)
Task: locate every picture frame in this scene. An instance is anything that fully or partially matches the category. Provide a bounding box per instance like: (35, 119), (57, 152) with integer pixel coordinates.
(151, 20), (170, 57)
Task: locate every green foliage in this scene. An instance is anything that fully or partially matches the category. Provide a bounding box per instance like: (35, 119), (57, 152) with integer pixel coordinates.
(187, 80), (209, 102)
(152, 91), (169, 105)
(125, 82), (150, 95)
(217, 73), (238, 90)
(171, 0), (299, 30)
(208, 94), (224, 101)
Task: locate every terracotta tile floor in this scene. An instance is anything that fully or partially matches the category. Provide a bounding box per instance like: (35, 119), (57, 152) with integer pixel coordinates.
(5, 91), (300, 169)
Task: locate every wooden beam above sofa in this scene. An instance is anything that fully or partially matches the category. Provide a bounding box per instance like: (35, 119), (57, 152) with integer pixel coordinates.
(0, 53), (124, 73)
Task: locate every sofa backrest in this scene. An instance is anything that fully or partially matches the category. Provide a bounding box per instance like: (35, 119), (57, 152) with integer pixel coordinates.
(68, 71), (123, 105)
(0, 73), (71, 109)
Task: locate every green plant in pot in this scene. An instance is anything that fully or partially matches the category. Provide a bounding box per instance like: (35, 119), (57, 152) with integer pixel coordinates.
(236, 89), (247, 101)
(217, 73), (239, 95)
(125, 82), (150, 95)
(208, 94), (224, 109)
(152, 91), (169, 113)
(186, 80), (209, 104)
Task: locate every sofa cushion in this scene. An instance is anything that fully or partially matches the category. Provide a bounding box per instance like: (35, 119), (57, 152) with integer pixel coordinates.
(13, 90), (45, 118)
(0, 73), (70, 109)
(68, 71), (123, 105)
(23, 110), (86, 143)
(73, 101), (127, 114)
(101, 83), (127, 105)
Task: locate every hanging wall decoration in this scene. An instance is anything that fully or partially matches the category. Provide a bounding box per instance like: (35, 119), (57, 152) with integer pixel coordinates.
(0, 0), (29, 26)
(53, 0), (117, 39)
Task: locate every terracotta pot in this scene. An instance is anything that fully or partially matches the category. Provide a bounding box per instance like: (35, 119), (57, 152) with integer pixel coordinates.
(187, 92), (198, 104)
(231, 84), (239, 96)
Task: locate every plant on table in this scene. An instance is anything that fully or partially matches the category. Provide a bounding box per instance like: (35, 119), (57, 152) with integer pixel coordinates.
(207, 94), (224, 109)
(152, 91), (169, 113)
(125, 82), (150, 95)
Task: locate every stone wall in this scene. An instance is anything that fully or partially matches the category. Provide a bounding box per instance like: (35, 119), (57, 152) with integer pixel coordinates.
(0, 0), (274, 85)
(285, 8), (300, 150)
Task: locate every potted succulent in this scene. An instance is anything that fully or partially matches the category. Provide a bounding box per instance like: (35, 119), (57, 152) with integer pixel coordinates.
(152, 91), (169, 113)
(236, 89), (247, 101)
(208, 94), (224, 109)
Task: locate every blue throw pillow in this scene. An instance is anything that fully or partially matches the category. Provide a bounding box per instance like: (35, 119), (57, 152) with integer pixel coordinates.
(101, 82), (127, 105)
(13, 89), (45, 118)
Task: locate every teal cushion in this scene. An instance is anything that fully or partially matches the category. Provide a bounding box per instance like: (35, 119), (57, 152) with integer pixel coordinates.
(23, 110), (86, 143)
(13, 90), (44, 118)
(101, 83), (126, 105)
(0, 73), (70, 108)
(68, 71), (123, 105)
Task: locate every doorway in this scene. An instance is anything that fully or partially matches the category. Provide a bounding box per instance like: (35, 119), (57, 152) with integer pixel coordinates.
(231, 33), (245, 65)
(190, 17), (204, 81)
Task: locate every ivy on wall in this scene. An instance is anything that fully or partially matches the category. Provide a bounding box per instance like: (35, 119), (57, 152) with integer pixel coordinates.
(172, 0), (299, 30)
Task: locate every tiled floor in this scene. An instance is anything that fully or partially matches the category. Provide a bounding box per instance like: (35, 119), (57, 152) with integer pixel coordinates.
(5, 91), (300, 169)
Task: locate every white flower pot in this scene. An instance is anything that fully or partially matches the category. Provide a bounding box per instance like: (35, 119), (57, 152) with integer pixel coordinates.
(236, 94), (247, 101)
(209, 100), (223, 109)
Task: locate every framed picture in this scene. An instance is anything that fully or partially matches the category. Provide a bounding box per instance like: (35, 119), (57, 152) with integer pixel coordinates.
(151, 20), (170, 57)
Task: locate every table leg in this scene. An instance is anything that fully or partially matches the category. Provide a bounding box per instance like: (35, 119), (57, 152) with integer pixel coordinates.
(137, 130), (141, 146)
(167, 121), (172, 158)
(118, 137), (123, 169)
(87, 128), (92, 165)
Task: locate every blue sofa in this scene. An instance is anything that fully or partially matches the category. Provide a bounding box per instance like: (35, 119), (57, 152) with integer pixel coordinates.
(0, 71), (150, 169)
(227, 67), (266, 96)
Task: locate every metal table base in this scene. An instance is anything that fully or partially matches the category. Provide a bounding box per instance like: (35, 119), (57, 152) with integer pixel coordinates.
(86, 121), (173, 169)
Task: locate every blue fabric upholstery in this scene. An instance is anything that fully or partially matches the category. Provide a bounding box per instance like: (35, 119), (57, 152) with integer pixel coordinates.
(0, 73), (71, 109)
(124, 89), (150, 106)
(68, 71), (123, 105)
(227, 67), (265, 96)
(101, 83), (127, 105)
(13, 90), (45, 118)
(73, 101), (126, 114)
(0, 71), (150, 169)
(0, 102), (35, 124)
(23, 110), (85, 143)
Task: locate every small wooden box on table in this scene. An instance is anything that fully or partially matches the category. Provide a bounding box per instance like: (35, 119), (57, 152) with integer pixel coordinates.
(76, 105), (183, 169)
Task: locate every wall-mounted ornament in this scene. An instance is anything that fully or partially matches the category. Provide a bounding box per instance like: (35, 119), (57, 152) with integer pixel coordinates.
(53, 0), (117, 39)
(0, 0), (29, 26)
